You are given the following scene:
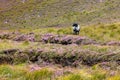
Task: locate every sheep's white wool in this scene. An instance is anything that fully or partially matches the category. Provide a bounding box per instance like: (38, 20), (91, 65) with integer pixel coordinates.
(77, 25), (80, 30)
(72, 26), (75, 29)
(72, 25), (80, 31)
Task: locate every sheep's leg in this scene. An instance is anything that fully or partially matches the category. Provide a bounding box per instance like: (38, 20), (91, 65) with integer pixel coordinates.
(78, 31), (79, 35)
(73, 31), (75, 35)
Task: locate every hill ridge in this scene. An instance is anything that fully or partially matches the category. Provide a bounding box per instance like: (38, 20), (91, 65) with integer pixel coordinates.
(0, 0), (120, 28)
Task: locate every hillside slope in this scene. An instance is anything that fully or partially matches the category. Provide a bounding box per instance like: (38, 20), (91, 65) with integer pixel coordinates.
(0, 0), (120, 29)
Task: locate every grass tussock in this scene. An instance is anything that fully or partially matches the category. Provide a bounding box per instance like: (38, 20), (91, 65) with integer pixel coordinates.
(0, 65), (53, 80)
(25, 69), (53, 80)
(0, 64), (119, 80)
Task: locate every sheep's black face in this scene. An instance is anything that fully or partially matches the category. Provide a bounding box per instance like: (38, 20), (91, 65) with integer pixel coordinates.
(72, 23), (78, 27)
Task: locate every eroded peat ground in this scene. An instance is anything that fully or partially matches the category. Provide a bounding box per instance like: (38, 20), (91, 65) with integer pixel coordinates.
(0, 27), (120, 80)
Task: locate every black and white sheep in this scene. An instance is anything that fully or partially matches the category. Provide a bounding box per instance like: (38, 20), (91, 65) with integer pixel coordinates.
(72, 23), (80, 35)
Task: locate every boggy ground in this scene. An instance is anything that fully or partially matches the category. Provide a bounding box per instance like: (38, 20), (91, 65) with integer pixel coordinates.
(0, 38), (120, 80)
(0, 24), (120, 80)
(0, 32), (120, 68)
